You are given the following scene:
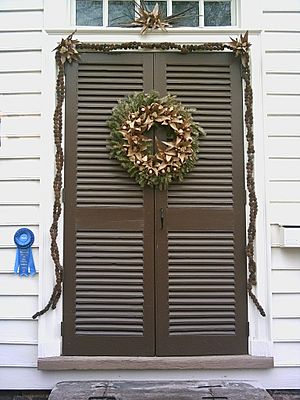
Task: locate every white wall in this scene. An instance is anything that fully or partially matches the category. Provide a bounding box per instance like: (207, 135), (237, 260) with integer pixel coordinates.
(0, 0), (44, 377)
(262, 0), (300, 369)
(0, 0), (300, 391)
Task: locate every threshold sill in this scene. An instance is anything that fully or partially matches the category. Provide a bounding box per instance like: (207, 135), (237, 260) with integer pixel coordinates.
(38, 355), (274, 370)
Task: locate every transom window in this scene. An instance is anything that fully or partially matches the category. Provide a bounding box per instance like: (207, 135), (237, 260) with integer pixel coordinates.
(75, 0), (236, 28)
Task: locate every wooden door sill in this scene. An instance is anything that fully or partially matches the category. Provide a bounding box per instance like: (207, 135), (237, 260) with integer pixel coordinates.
(38, 355), (274, 370)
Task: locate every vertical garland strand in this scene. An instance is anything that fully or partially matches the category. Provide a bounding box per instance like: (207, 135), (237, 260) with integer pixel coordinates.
(242, 52), (266, 317)
(32, 52), (65, 319)
(33, 37), (265, 319)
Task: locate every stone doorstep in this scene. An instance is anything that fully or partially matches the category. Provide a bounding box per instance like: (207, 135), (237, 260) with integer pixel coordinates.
(49, 381), (273, 400)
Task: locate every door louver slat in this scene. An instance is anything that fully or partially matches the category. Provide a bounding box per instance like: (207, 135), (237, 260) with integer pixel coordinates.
(168, 231), (235, 336)
(76, 61), (143, 207)
(75, 230), (144, 336)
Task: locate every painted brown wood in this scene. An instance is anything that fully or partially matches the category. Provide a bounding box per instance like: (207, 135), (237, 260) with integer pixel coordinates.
(38, 355), (274, 370)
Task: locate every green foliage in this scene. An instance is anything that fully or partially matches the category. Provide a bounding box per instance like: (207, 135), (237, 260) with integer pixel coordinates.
(108, 91), (204, 189)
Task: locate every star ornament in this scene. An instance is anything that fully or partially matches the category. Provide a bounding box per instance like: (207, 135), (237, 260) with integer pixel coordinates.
(229, 31), (251, 64)
(54, 31), (81, 65)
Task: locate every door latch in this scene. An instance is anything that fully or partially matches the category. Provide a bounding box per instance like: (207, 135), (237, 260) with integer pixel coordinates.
(160, 208), (164, 230)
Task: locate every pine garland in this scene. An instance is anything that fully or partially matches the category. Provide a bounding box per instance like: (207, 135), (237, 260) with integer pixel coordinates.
(108, 91), (204, 189)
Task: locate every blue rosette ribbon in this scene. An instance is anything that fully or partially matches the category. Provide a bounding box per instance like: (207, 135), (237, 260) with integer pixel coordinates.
(14, 228), (36, 276)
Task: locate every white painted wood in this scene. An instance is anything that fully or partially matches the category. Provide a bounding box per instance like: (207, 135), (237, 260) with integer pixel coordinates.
(0, 343), (37, 366)
(0, 0), (43, 11)
(0, 320), (38, 342)
(0, 137), (41, 157)
(0, 159), (40, 179)
(272, 293), (300, 317)
(265, 74), (300, 94)
(263, 0), (300, 12)
(0, 225), (39, 246)
(266, 94), (300, 114)
(0, 296), (38, 318)
(273, 318), (300, 341)
(1, 94), (42, 114)
(266, 115), (300, 135)
(1, 116), (42, 136)
(0, 51), (42, 73)
(0, 181), (41, 203)
(268, 159), (300, 180)
(271, 248), (300, 268)
(0, 32), (43, 51)
(268, 137), (300, 158)
(264, 32), (300, 51)
(2, 366), (300, 390)
(0, 72), (42, 93)
(270, 203), (300, 225)
(0, 275), (38, 295)
(272, 270), (300, 293)
(263, 13), (300, 31)
(269, 182), (300, 202)
(0, 11), (43, 30)
(0, 205), (40, 225)
(0, 248), (39, 272)
(273, 342), (300, 366)
(265, 53), (300, 73)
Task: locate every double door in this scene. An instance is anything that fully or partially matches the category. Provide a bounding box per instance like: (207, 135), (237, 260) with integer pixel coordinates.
(63, 52), (248, 356)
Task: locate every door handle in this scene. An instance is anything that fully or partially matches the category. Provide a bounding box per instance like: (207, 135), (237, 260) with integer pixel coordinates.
(160, 208), (164, 230)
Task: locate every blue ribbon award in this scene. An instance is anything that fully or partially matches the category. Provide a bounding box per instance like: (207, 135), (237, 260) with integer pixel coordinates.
(14, 228), (36, 276)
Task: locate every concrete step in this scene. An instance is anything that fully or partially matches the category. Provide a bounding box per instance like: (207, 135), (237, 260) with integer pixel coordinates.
(49, 380), (273, 400)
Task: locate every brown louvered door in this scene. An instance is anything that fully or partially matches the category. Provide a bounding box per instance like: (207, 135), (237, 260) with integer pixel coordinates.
(63, 51), (247, 356)
(154, 53), (248, 355)
(63, 53), (156, 355)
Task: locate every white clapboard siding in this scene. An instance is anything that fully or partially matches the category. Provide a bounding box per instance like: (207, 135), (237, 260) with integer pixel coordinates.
(266, 95), (300, 114)
(268, 137), (300, 158)
(271, 248), (300, 269)
(0, 296), (38, 318)
(0, 248), (39, 272)
(272, 293), (300, 318)
(268, 159), (300, 180)
(0, 206), (40, 225)
(1, 116), (42, 136)
(0, 344), (37, 366)
(0, 0), (43, 11)
(265, 53), (300, 73)
(0, 320), (38, 342)
(263, 0), (300, 11)
(272, 270), (300, 293)
(0, 51), (42, 73)
(0, 225), (39, 246)
(263, 13), (300, 31)
(270, 204), (300, 225)
(0, 72), (42, 93)
(265, 74), (300, 94)
(0, 137), (41, 157)
(0, 32), (43, 51)
(266, 116), (300, 135)
(0, 159), (40, 179)
(273, 343), (300, 366)
(0, 11), (43, 30)
(0, 275), (38, 296)
(273, 319), (300, 341)
(0, 181), (41, 203)
(1, 94), (42, 114)
(264, 32), (300, 51)
(269, 182), (300, 202)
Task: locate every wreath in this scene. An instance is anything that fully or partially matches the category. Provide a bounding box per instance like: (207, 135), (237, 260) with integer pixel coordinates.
(108, 91), (204, 189)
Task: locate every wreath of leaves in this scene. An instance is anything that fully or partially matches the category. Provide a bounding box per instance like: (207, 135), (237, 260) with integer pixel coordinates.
(108, 91), (205, 189)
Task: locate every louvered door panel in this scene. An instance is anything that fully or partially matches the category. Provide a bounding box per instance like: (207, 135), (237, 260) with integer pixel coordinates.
(155, 53), (247, 356)
(63, 53), (155, 356)
(77, 61), (144, 206)
(167, 63), (233, 207)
